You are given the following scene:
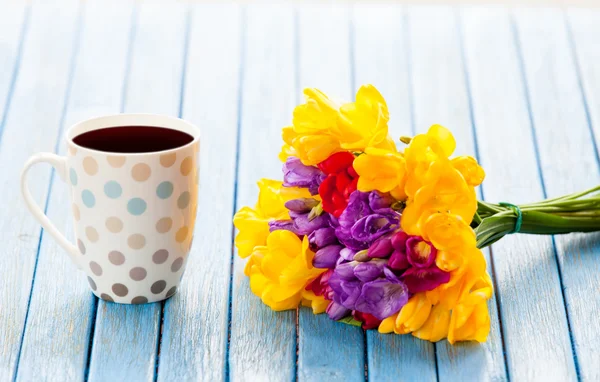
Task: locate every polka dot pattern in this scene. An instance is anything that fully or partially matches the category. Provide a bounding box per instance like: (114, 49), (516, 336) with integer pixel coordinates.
(131, 296), (148, 304)
(156, 181), (174, 199)
(151, 280), (166, 294)
(128, 234), (146, 250)
(69, 169), (78, 186)
(86, 226), (99, 242)
(171, 257), (184, 272)
(130, 267), (147, 281)
(127, 198), (147, 216)
(180, 157), (193, 176)
(100, 294), (114, 302)
(156, 217), (172, 233)
(107, 155), (126, 168)
(153, 249), (169, 264)
(175, 226), (188, 243)
(87, 277), (97, 291)
(82, 190), (95, 208)
(105, 217), (123, 233)
(104, 181), (122, 199)
(132, 163), (151, 182)
(83, 157), (98, 175)
(166, 287), (177, 298)
(109, 250), (125, 265)
(112, 283), (129, 297)
(72, 204), (80, 221)
(90, 261), (103, 276)
(77, 239), (86, 255)
(160, 153), (176, 167)
(177, 191), (190, 209)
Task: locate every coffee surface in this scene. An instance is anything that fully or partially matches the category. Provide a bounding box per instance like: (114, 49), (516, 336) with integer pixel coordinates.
(73, 126), (194, 153)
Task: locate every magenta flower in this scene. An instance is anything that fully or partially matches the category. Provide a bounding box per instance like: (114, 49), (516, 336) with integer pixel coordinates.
(401, 267), (450, 293)
(406, 236), (437, 268)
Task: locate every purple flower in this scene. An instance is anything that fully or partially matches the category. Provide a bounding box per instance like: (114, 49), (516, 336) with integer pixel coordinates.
(283, 157), (325, 195)
(314, 245), (344, 269)
(285, 198), (319, 213)
(328, 259), (409, 320)
(335, 191), (400, 250)
(308, 227), (337, 250)
(290, 211), (330, 236)
(269, 219), (296, 233)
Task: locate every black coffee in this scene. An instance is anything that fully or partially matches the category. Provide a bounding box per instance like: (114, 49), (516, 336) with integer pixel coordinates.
(73, 126), (194, 153)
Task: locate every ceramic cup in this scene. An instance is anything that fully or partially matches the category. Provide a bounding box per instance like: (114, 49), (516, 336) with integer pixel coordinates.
(21, 114), (200, 304)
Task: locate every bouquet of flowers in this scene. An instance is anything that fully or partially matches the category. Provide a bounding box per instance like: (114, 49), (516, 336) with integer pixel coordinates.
(233, 85), (600, 344)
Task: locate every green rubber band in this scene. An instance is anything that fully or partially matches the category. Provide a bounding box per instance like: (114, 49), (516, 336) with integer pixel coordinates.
(499, 202), (522, 234)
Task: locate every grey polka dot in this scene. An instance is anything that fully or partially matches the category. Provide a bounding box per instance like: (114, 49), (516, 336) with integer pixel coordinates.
(131, 296), (148, 304)
(151, 280), (166, 294)
(100, 293), (114, 302)
(112, 283), (129, 297)
(166, 286), (177, 298)
(129, 267), (147, 281)
(89, 261), (103, 276)
(152, 249), (169, 264)
(171, 257), (184, 272)
(78, 239), (86, 255)
(177, 191), (190, 209)
(108, 251), (125, 265)
(87, 276), (97, 291)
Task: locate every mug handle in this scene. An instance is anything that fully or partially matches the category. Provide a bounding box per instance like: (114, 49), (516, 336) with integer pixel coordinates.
(21, 153), (81, 268)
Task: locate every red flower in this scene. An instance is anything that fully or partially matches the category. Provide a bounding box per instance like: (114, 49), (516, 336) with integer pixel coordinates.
(353, 311), (382, 330)
(318, 152), (359, 217)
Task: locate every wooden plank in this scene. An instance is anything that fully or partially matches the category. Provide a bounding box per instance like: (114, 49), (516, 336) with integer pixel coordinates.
(296, 5), (365, 382)
(460, 7), (577, 381)
(407, 6), (508, 381)
(15, 1), (134, 381)
(516, 8), (600, 381)
(227, 6), (297, 382)
(0, 2), (80, 380)
(156, 4), (242, 381)
(351, 5), (439, 381)
(86, 2), (188, 381)
(0, 3), (27, 129)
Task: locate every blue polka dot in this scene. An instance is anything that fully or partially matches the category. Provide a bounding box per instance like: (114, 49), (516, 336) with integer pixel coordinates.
(69, 169), (78, 186)
(156, 181), (174, 199)
(82, 190), (95, 208)
(127, 198), (147, 216)
(104, 181), (122, 199)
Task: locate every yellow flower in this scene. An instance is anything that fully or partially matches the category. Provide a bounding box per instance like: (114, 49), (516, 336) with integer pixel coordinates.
(353, 147), (406, 194)
(245, 230), (326, 311)
(412, 304), (451, 342)
(401, 160), (477, 236)
(378, 292), (433, 334)
(338, 85), (395, 151)
(301, 289), (329, 314)
(448, 274), (492, 344)
(233, 179), (310, 258)
(451, 156), (485, 187)
(280, 88), (342, 165)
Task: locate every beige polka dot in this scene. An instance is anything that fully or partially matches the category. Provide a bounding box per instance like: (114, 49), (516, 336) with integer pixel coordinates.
(72, 204), (80, 221)
(128, 234), (146, 249)
(83, 157), (98, 175)
(112, 283), (128, 297)
(108, 250), (125, 265)
(105, 217), (123, 233)
(131, 163), (151, 182)
(180, 156), (193, 176)
(160, 153), (176, 168)
(89, 261), (103, 276)
(156, 217), (172, 233)
(175, 226), (189, 243)
(129, 267), (147, 281)
(86, 226), (99, 242)
(68, 146), (77, 156)
(171, 257), (184, 272)
(107, 155), (126, 168)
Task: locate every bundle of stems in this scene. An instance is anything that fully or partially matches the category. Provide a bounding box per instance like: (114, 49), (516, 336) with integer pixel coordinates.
(473, 185), (600, 248)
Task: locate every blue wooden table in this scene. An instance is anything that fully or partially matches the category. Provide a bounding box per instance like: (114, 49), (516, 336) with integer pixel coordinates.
(1, 1), (599, 381)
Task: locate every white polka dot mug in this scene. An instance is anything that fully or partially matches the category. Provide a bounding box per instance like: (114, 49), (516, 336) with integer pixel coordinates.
(21, 114), (200, 304)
